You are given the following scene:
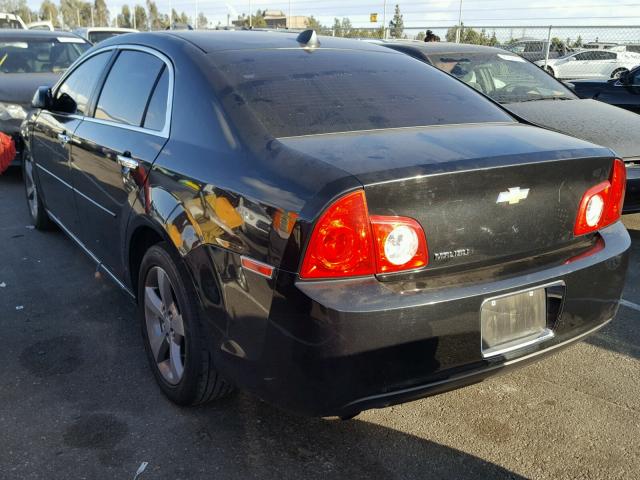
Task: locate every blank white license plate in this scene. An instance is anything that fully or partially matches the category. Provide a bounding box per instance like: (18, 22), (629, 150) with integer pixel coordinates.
(481, 287), (553, 358)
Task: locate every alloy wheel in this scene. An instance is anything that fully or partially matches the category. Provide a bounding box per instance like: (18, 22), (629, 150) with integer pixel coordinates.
(144, 266), (186, 385)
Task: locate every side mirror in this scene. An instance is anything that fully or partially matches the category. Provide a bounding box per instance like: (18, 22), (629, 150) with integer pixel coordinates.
(31, 86), (52, 109)
(619, 71), (631, 84)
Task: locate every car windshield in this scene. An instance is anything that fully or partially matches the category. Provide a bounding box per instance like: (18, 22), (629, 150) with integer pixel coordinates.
(425, 51), (576, 104)
(211, 48), (514, 138)
(0, 37), (90, 73)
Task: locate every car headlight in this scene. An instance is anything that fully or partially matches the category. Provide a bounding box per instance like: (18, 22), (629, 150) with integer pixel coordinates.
(0, 102), (28, 122)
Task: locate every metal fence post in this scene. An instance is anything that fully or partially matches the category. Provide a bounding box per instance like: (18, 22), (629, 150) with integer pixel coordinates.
(544, 25), (552, 70)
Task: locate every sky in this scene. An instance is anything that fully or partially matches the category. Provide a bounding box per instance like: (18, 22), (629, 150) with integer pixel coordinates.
(23, 0), (640, 31)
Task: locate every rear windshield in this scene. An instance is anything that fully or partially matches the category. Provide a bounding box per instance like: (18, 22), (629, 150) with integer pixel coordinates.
(211, 49), (514, 137)
(88, 31), (122, 44)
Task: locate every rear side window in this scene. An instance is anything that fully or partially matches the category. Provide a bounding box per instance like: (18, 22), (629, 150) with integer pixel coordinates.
(95, 50), (164, 127)
(56, 51), (110, 115)
(143, 67), (169, 131)
(212, 49), (513, 138)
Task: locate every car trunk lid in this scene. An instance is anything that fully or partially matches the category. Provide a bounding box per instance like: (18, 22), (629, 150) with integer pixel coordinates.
(279, 123), (615, 273)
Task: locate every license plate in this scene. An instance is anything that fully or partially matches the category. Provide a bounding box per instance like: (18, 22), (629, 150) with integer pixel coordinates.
(481, 287), (553, 358)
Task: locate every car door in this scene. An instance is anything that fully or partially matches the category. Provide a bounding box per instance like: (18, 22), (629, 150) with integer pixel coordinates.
(69, 47), (171, 280)
(597, 51), (618, 77)
(567, 51), (600, 78)
(601, 67), (640, 112)
(30, 51), (112, 231)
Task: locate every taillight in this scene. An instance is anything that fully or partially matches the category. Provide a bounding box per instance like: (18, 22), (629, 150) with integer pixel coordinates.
(300, 190), (428, 279)
(574, 158), (626, 236)
(370, 216), (428, 273)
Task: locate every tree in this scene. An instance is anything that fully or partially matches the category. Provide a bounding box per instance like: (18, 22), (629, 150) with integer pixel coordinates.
(94, 0), (108, 26)
(445, 24), (497, 46)
(134, 4), (147, 29)
(146, 0), (162, 30)
(196, 12), (207, 29)
(0, 0), (33, 22)
(305, 16), (330, 35)
(39, 0), (59, 25)
(573, 35), (583, 48)
(60, 0), (91, 28)
(416, 31), (426, 41)
(117, 4), (131, 28)
(388, 4), (403, 39)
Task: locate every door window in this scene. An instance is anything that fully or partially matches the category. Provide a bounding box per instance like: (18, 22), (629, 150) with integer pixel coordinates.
(55, 51), (110, 115)
(95, 50), (165, 127)
(142, 67), (169, 131)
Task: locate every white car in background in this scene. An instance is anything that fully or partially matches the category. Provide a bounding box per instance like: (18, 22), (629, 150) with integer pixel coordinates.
(72, 27), (138, 44)
(536, 49), (640, 79)
(0, 12), (26, 29)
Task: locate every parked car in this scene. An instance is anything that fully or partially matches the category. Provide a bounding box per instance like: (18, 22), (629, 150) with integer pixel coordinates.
(535, 49), (640, 79)
(22, 31), (629, 417)
(72, 27), (137, 44)
(27, 21), (55, 31)
(582, 42), (622, 50)
(380, 41), (640, 213)
(0, 13), (26, 29)
(0, 29), (90, 165)
(503, 39), (569, 62)
(568, 65), (640, 114)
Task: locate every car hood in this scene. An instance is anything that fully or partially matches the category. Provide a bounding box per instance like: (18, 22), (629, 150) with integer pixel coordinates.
(569, 78), (614, 86)
(0, 72), (61, 106)
(505, 98), (640, 159)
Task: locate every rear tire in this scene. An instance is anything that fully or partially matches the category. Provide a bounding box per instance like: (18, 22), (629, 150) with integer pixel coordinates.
(138, 243), (234, 405)
(545, 66), (555, 77)
(22, 154), (53, 231)
(611, 68), (628, 79)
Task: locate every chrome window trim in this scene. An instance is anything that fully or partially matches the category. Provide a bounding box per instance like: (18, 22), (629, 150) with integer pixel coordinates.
(52, 44), (174, 139)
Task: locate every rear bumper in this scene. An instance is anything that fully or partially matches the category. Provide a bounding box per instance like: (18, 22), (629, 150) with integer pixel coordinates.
(202, 222), (629, 417)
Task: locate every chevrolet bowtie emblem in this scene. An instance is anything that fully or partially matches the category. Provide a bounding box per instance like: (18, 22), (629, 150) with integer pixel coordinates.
(496, 187), (530, 205)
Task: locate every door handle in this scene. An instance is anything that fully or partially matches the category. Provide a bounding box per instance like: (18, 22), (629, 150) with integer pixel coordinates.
(117, 154), (139, 170)
(57, 133), (70, 146)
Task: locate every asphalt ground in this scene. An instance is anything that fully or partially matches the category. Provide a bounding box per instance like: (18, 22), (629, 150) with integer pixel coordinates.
(1, 166), (639, 480)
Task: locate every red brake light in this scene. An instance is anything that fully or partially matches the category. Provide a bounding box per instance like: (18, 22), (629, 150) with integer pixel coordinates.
(574, 158), (626, 236)
(300, 190), (428, 279)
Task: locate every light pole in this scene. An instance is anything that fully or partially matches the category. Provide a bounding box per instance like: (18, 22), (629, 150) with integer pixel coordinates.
(455, 0), (463, 43)
(382, 0), (387, 39)
(195, 0), (198, 29)
(249, 0), (252, 28)
(288, 0), (292, 28)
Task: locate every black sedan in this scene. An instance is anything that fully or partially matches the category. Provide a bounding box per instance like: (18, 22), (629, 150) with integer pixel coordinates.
(21, 31), (629, 417)
(0, 29), (90, 165)
(380, 41), (640, 213)
(568, 66), (640, 114)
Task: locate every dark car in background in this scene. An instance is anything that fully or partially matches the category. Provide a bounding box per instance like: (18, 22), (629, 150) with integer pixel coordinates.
(568, 65), (640, 114)
(22, 31), (629, 417)
(381, 41), (640, 213)
(0, 29), (90, 164)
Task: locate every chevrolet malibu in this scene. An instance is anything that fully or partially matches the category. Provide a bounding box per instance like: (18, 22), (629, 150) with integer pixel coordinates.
(21, 30), (629, 417)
